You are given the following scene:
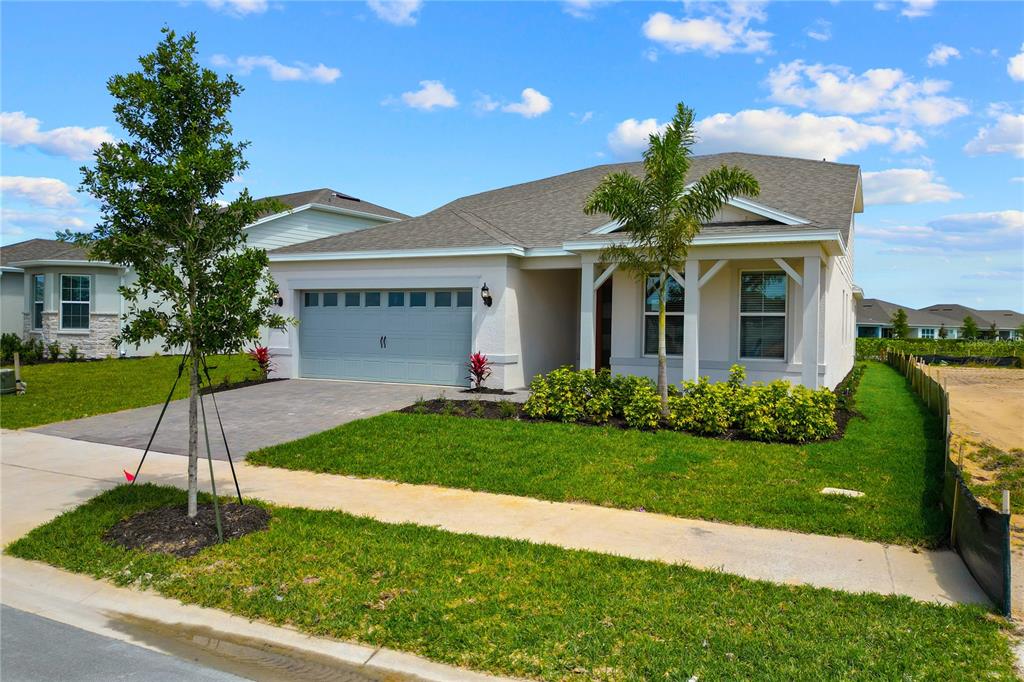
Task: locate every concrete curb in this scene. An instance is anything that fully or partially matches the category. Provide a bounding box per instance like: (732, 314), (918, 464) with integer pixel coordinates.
(0, 555), (519, 682)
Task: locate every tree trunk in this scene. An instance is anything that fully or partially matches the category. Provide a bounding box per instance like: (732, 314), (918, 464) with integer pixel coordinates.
(186, 349), (199, 518)
(657, 271), (669, 417)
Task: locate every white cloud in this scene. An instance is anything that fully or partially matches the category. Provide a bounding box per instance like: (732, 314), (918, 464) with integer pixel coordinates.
(562, 0), (609, 19)
(876, 0), (936, 18)
(474, 93), (500, 113)
(1008, 44), (1024, 81)
(204, 0), (268, 17)
(1011, 177), (1024, 184)
(401, 80), (458, 111)
(608, 108), (924, 160)
(501, 88), (552, 118)
(571, 111), (594, 124)
(861, 168), (962, 205)
(367, 0), (422, 26)
(642, 2), (772, 56)
(901, 0), (936, 17)
(805, 19), (831, 42)
(0, 111), (113, 161)
(765, 60), (969, 127)
(860, 210), (1024, 254)
(926, 44), (960, 67)
(211, 55), (341, 84)
(963, 113), (1024, 158)
(0, 176), (78, 208)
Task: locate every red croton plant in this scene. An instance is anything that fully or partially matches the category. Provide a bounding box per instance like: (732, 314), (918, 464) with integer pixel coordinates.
(248, 346), (274, 378)
(467, 351), (492, 390)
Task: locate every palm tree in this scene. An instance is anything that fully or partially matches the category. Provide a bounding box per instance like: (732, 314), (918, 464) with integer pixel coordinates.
(584, 102), (759, 414)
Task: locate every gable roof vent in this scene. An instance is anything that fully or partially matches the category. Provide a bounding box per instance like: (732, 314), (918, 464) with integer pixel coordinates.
(333, 191), (360, 202)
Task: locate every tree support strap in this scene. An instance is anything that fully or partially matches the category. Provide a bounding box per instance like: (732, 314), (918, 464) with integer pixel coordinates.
(200, 354), (244, 505)
(129, 345), (191, 485)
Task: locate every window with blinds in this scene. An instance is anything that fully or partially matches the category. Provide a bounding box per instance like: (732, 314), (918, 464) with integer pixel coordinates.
(739, 271), (786, 359)
(643, 273), (684, 355)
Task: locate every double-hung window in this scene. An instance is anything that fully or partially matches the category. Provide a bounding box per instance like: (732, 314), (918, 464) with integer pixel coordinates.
(643, 274), (684, 356)
(60, 274), (91, 330)
(32, 274), (44, 330)
(739, 271), (786, 359)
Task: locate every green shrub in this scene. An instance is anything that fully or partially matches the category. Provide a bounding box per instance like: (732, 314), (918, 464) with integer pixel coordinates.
(67, 345), (80, 362)
(856, 337), (1024, 361)
(667, 378), (731, 435)
(497, 400), (519, 419)
(19, 338), (44, 364)
(1, 333), (21, 364)
(47, 340), (61, 361)
(775, 385), (838, 443)
(734, 382), (786, 442)
(835, 363), (866, 413)
(523, 366), (612, 424)
(609, 374), (656, 418)
(623, 382), (662, 430)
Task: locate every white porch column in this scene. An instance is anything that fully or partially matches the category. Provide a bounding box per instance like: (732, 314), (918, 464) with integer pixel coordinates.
(579, 256), (597, 370)
(801, 255), (821, 388)
(682, 258), (700, 382)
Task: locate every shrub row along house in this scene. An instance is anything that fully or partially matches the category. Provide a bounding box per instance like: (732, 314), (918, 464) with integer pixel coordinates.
(856, 298), (1024, 340)
(1, 152), (862, 390)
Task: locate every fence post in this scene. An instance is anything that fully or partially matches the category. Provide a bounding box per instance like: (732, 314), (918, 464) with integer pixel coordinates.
(1003, 490), (1012, 618)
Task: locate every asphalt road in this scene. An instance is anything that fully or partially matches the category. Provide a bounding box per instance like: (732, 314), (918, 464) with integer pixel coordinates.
(0, 605), (249, 681)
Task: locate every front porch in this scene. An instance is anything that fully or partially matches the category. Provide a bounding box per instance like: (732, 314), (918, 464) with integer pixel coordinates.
(572, 244), (853, 389)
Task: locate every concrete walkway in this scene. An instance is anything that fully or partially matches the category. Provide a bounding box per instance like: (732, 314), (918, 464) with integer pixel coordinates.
(1, 429), (989, 607)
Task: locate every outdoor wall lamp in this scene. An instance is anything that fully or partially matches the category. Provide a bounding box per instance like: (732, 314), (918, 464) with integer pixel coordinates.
(481, 283), (493, 307)
(273, 291), (284, 307)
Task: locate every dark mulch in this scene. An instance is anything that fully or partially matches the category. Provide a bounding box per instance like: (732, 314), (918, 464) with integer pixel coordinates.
(200, 377), (284, 396)
(459, 387), (516, 396)
(104, 503), (271, 558)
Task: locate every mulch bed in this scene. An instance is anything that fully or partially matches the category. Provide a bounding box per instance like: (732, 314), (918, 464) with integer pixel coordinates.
(200, 377), (284, 396)
(459, 387), (516, 396)
(104, 503), (271, 558)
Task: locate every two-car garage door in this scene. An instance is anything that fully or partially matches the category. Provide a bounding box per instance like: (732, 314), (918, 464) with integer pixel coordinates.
(298, 289), (473, 386)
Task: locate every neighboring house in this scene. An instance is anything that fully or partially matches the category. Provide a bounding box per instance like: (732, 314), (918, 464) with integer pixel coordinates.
(857, 299), (1024, 339)
(0, 189), (406, 358)
(267, 153), (862, 390)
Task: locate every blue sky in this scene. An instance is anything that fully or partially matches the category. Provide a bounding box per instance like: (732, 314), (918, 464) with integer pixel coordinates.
(2, 0), (1022, 310)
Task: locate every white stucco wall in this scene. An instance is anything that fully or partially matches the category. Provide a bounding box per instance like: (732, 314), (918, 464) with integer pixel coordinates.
(508, 266), (579, 385)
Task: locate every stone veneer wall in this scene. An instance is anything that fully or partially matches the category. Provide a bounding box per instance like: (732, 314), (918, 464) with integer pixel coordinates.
(23, 312), (120, 359)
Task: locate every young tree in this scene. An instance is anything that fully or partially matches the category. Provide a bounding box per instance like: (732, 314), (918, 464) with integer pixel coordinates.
(890, 308), (910, 339)
(584, 102), (759, 413)
(68, 29), (286, 518)
(938, 323), (948, 339)
(961, 315), (980, 340)
(983, 322), (998, 340)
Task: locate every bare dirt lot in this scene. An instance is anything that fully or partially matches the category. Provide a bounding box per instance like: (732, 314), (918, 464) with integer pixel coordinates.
(932, 367), (1024, 452)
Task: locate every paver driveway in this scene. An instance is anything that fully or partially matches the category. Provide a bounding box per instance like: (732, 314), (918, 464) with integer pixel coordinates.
(31, 379), (492, 460)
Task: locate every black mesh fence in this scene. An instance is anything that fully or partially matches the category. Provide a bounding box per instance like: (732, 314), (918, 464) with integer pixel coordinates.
(885, 350), (1012, 617)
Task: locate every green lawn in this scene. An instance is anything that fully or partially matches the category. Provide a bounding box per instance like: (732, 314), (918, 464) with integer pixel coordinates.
(0, 354), (260, 429)
(6, 484), (1014, 681)
(249, 362), (947, 547)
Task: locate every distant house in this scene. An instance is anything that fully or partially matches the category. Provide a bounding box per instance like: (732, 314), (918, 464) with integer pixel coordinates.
(0, 189), (406, 358)
(856, 298), (1023, 339)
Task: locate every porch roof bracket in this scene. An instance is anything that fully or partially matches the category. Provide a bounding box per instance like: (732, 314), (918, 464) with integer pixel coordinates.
(668, 268), (685, 289)
(773, 257), (803, 286)
(593, 263), (617, 290)
(697, 259), (729, 289)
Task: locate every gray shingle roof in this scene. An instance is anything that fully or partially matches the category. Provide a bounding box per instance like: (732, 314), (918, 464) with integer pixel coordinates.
(0, 238), (93, 266)
(921, 304), (1024, 330)
(857, 298), (951, 327)
(271, 153), (861, 255)
(266, 188), (409, 221)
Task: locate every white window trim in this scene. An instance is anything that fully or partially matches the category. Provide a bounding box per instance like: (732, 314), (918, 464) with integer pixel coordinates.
(32, 273), (44, 331)
(641, 273), (684, 358)
(59, 274), (91, 331)
(738, 269), (787, 361)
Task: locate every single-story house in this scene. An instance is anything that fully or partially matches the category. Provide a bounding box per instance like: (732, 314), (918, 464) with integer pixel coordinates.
(266, 153), (862, 390)
(0, 189), (407, 357)
(857, 298), (1024, 339)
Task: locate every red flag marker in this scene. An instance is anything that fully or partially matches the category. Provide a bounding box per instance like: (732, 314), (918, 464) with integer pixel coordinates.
(123, 469), (135, 482)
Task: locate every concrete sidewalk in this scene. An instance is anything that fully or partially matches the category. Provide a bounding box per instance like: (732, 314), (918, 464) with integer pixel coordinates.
(1, 429), (989, 606)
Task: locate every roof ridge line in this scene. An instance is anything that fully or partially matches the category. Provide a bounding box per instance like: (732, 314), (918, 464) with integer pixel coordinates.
(452, 209), (521, 245)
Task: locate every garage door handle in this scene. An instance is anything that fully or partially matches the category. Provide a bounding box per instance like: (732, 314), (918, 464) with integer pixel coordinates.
(383, 335), (387, 349)
(379, 335), (383, 349)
